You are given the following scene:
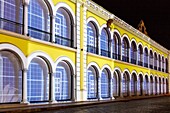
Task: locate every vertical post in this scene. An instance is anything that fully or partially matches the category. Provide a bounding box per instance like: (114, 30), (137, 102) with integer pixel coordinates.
(22, 0), (29, 36)
(21, 68), (29, 104)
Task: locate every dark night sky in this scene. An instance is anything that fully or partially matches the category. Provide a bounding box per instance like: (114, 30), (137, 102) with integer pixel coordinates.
(92, 0), (170, 50)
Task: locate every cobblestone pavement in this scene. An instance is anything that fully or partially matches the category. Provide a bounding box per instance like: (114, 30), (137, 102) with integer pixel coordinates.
(39, 97), (170, 113)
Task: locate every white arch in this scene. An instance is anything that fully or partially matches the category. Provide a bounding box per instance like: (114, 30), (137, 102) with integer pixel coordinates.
(131, 38), (137, 46)
(121, 34), (131, 47)
(100, 24), (107, 35)
(27, 51), (55, 72)
(101, 65), (113, 78)
(0, 43), (26, 68)
(113, 67), (122, 73)
(86, 17), (100, 33)
(131, 70), (138, 76)
(137, 42), (144, 52)
(87, 62), (100, 73)
(54, 2), (75, 24)
(55, 56), (75, 75)
(144, 46), (149, 53)
(45, 0), (55, 15)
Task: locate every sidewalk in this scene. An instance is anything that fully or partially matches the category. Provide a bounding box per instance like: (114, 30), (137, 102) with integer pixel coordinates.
(0, 95), (169, 113)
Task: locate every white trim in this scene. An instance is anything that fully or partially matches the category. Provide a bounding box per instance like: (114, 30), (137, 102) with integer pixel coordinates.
(55, 56), (75, 75)
(27, 51), (55, 72)
(100, 24), (107, 35)
(0, 43), (26, 68)
(101, 64), (113, 78)
(86, 17), (100, 32)
(121, 34), (131, 47)
(54, 2), (75, 24)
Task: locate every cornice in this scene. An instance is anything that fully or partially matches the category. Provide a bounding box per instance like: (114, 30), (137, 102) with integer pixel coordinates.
(86, 0), (169, 54)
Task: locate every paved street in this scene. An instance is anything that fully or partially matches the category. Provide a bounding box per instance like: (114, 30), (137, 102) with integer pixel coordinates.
(39, 97), (170, 113)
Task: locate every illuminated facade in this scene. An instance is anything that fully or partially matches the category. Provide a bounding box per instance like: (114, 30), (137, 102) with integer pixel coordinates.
(0, 0), (169, 104)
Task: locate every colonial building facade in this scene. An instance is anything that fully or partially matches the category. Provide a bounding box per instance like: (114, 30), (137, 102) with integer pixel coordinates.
(0, 0), (169, 104)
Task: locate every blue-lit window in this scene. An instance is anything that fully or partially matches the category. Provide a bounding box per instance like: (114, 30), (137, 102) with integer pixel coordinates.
(27, 58), (49, 102)
(100, 29), (110, 57)
(144, 48), (148, 67)
(130, 41), (137, 64)
(112, 34), (118, 59)
(144, 76), (149, 95)
(87, 22), (98, 54)
(101, 69), (109, 98)
(154, 53), (157, 70)
(55, 61), (71, 100)
(158, 55), (161, 71)
(0, 0), (23, 33)
(150, 76), (154, 95)
(0, 51), (22, 103)
(165, 59), (168, 73)
(138, 45), (143, 66)
(150, 50), (153, 69)
(87, 66), (97, 99)
(55, 8), (72, 47)
(112, 72), (118, 96)
(159, 78), (161, 94)
(122, 72), (129, 96)
(28, 0), (50, 41)
(131, 74), (137, 96)
(162, 57), (165, 72)
(122, 38), (129, 62)
(155, 77), (158, 94)
(138, 75), (143, 95)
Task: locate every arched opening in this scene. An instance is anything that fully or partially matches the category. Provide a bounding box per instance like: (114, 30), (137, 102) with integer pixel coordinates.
(131, 73), (137, 96)
(158, 55), (161, 71)
(87, 66), (98, 99)
(0, 51), (22, 103)
(154, 53), (158, 70)
(162, 56), (165, 72)
(101, 68), (110, 98)
(144, 48), (148, 68)
(138, 45), (143, 66)
(165, 58), (168, 73)
(122, 71), (130, 97)
(100, 28), (110, 57)
(87, 21), (98, 54)
(55, 61), (73, 101)
(122, 37), (130, 62)
(138, 74), (143, 96)
(0, 0), (23, 34)
(166, 79), (169, 94)
(27, 57), (50, 103)
(55, 7), (74, 48)
(113, 32), (121, 60)
(159, 77), (161, 94)
(28, 0), (51, 41)
(144, 75), (149, 95)
(155, 77), (158, 95)
(130, 41), (137, 64)
(113, 70), (121, 97)
(162, 78), (165, 94)
(150, 76), (154, 95)
(149, 50), (153, 69)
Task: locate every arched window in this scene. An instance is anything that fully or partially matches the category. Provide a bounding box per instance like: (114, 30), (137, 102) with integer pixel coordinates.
(158, 55), (161, 71)
(144, 75), (149, 95)
(55, 8), (73, 47)
(122, 37), (129, 62)
(131, 73), (137, 96)
(138, 74), (143, 96)
(0, 51), (22, 103)
(100, 28), (110, 57)
(87, 66), (97, 99)
(155, 77), (158, 95)
(149, 50), (153, 69)
(27, 57), (49, 102)
(0, 0), (23, 34)
(138, 45), (143, 66)
(130, 41), (137, 64)
(162, 56), (165, 72)
(165, 58), (168, 73)
(154, 53), (158, 70)
(55, 61), (72, 100)
(101, 69), (110, 98)
(150, 76), (154, 95)
(122, 72), (130, 97)
(87, 22), (98, 54)
(144, 48), (148, 68)
(166, 79), (168, 94)
(112, 33), (120, 60)
(28, 0), (51, 41)
(159, 77), (161, 94)
(113, 70), (121, 97)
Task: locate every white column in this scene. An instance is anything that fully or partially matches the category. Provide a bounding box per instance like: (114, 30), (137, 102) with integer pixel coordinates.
(21, 68), (29, 104)
(0, 56), (3, 102)
(23, 0), (29, 36)
(51, 15), (56, 43)
(49, 72), (56, 103)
